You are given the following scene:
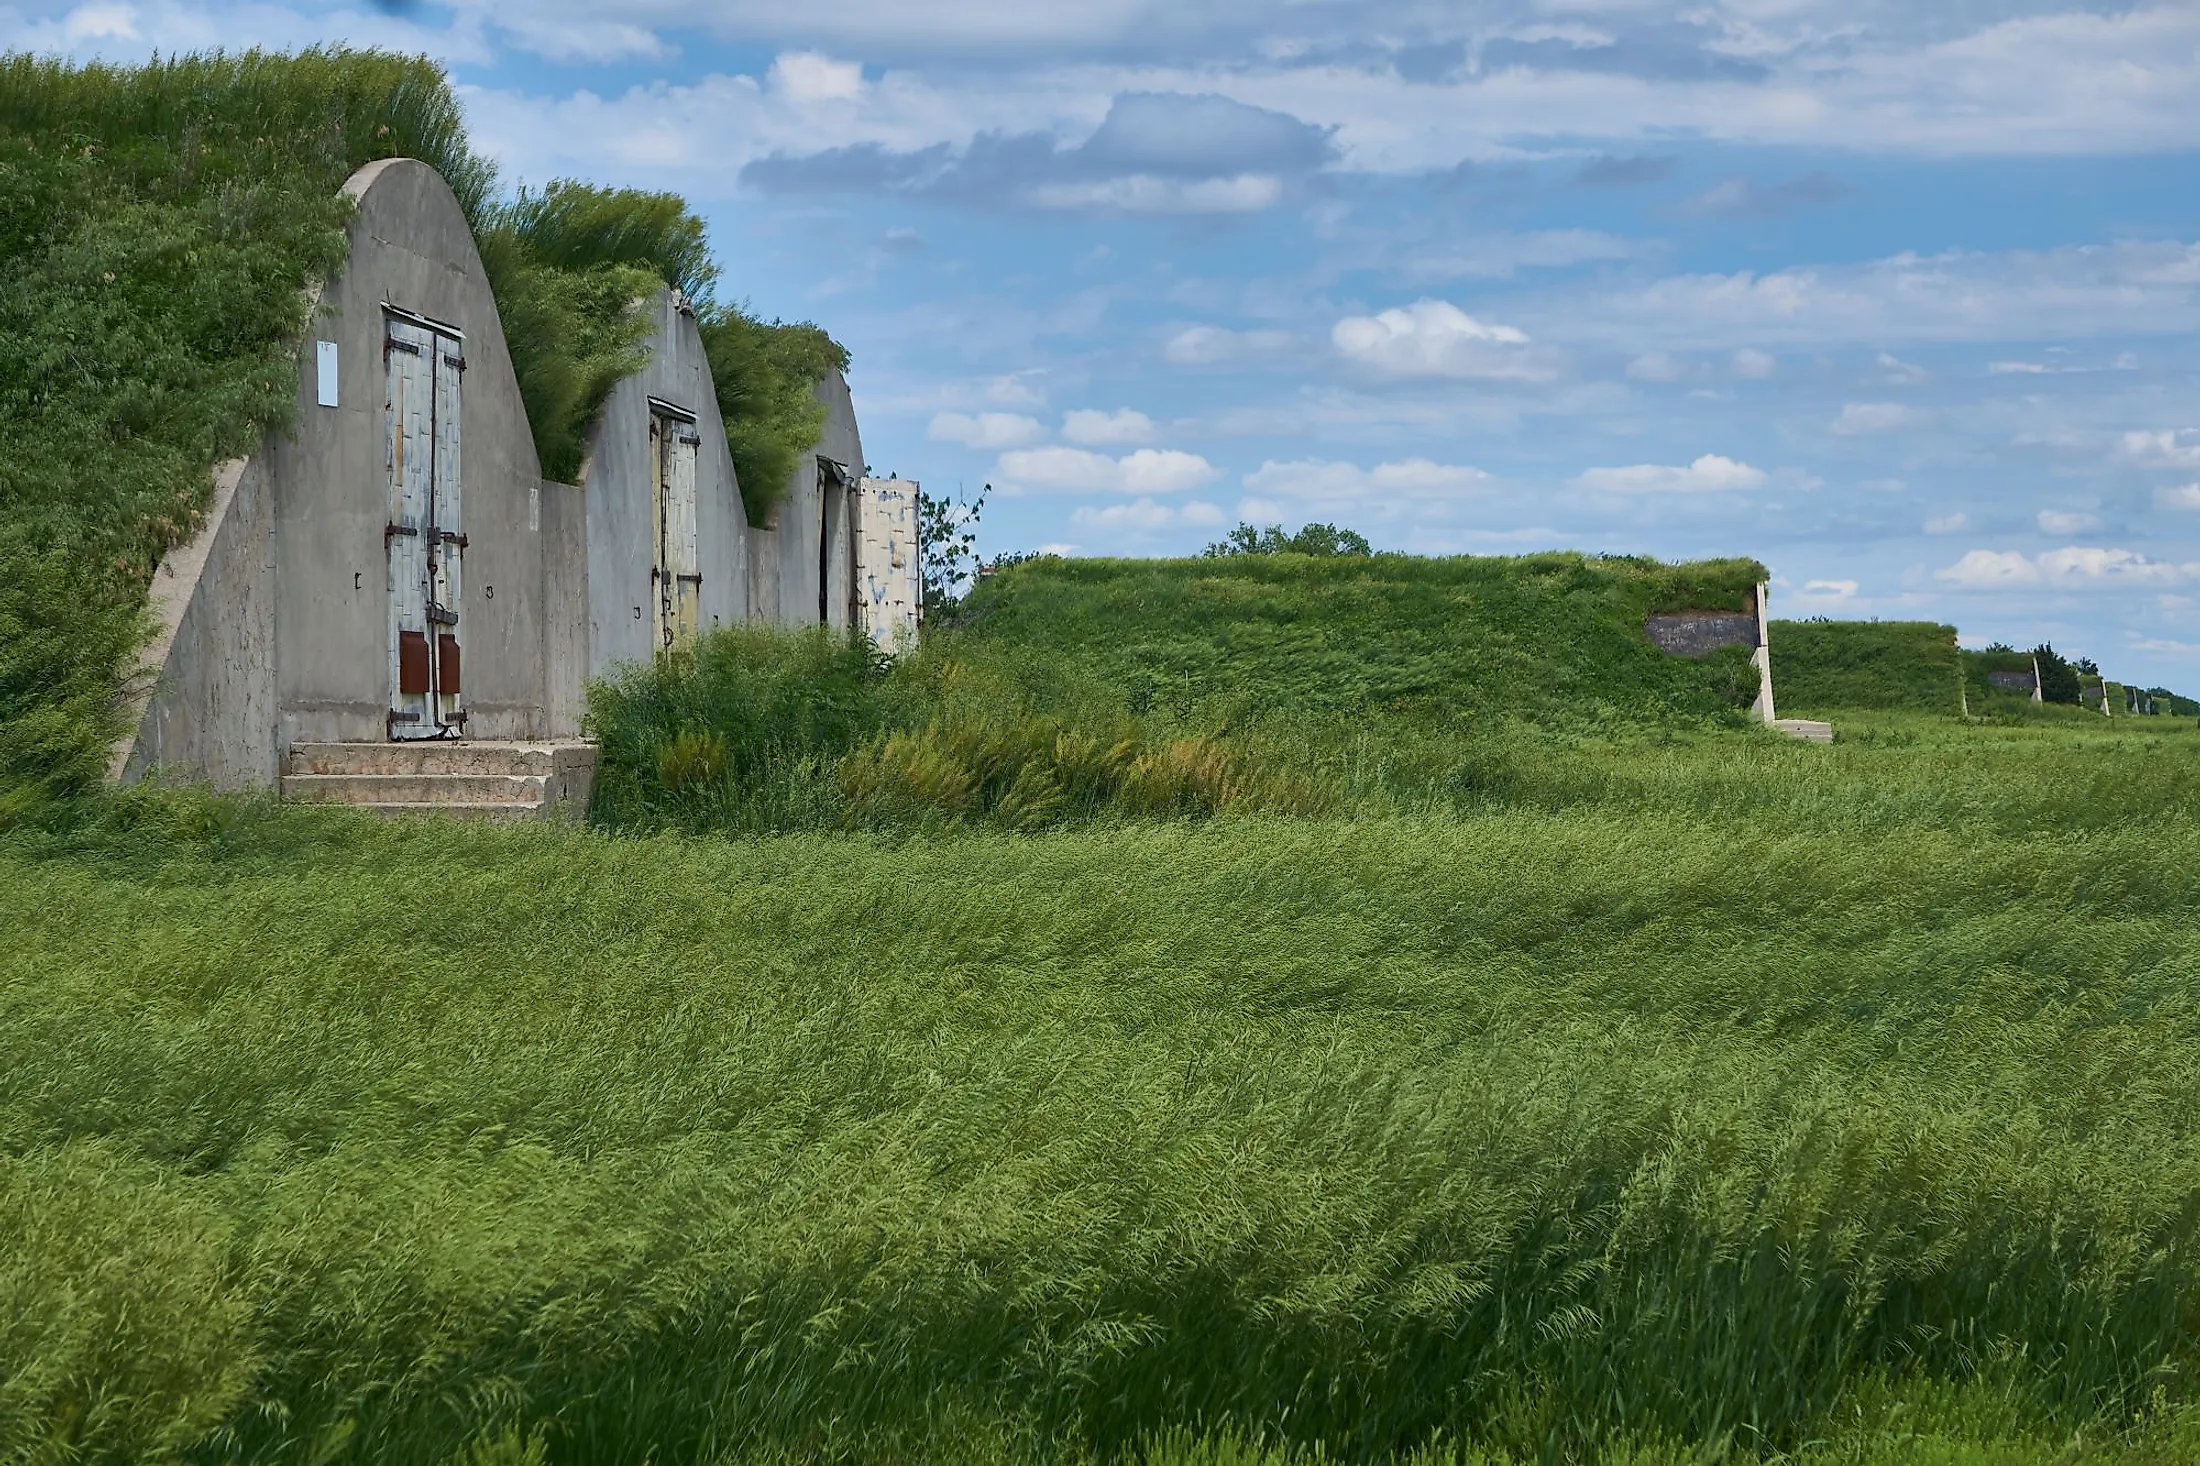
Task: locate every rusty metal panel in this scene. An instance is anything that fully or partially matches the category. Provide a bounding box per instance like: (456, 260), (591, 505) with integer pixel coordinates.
(399, 630), (431, 695)
(436, 634), (461, 695)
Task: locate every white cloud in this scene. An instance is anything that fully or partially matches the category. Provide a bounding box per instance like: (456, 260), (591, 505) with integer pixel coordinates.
(996, 445), (1218, 495)
(1830, 402), (1930, 435)
(1575, 454), (1767, 494)
(928, 411), (1044, 449)
(1061, 408), (1157, 446)
(1875, 352), (1929, 385)
(1163, 325), (1295, 365)
(1989, 360), (2053, 375)
(2122, 430), (2200, 469)
(1798, 579), (1859, 600)
(2037, 508), (2101, 535)
(1627, 351), (1690, 383)
(766, 51), (866, 104)
(1731, 348), (1777, 379)
(1069, 497), (1226, 531)
(1936, 545), (2197, 589)
(1242, 457), (1491, 502)
(2157, 483), (2200, 510)
(1032, 174), (1283, 213)
(1924, 512), (1970, 534)
(1331, 299), (1556, 381)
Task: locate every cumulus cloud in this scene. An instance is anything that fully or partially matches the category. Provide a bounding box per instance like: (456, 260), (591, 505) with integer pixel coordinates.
(1627, 351), (1691, 382)
(1924, 512), (1970, 534)
(1936, 546), (2197, 589)
(1163, 325), (1296, 365)
(1331, 300), (1557, 381)
(742, 88), (1332, 213)
(1575, 454), (1766, 494)
(2122, 429), (2200, 469)
(1830, 401), (1930, 435)
(1241, 457), (1492, 503)
(2158, 483), (2200, 510)
(2037, 508), (2101, 535)
(1682, 171), (1851, 218)
(996, 445), (1218, 495)
(1731, 348), (1776, 379)
(1062, 408), (1157, 445)
(1069, 497), (1226, 531)
(928, 411), (1044, 449)
(1796, 579), (1859, 601)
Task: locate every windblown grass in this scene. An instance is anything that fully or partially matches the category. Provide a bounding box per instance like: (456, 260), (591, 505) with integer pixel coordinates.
(1766, 621), (1962, 716)
(4, 711), (2197, 1463)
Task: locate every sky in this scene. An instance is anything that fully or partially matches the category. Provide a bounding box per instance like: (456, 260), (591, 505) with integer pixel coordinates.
(11, 2), (2200, 687)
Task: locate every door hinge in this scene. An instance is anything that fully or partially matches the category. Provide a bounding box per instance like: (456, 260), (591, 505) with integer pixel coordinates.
(443, 353), (466, 372)
(426, 602), (459, 626)
(678, 433), (703, 446)
(428, 528), (468, 549)
(384, 523), (419, 541)
(386, 710), (422, 737)
(385, 338), (422, 359)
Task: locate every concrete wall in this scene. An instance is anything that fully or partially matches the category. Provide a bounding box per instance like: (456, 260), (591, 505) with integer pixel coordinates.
(540, 478), (589, 735)
(272, 157), (552, 747)
(118, 157), (572, 786)
(579, 288), (748, 678)
(112, 455), (279, 788)
(753, 369), (865, 628)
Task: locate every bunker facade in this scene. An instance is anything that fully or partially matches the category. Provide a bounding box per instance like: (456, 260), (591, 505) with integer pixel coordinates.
(115, 157), (917, 811)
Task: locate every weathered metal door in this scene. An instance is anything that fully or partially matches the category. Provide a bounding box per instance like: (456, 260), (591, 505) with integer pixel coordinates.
(652, 405), (701, 649)
(384, 311), (466, 738)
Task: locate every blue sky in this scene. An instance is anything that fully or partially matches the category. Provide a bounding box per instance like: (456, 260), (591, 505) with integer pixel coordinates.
(12, 2), (2200, 687)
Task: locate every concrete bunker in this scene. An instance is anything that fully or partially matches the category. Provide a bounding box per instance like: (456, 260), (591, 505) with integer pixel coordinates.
(577, 286), (749, 675)
(1644, 583), (1829, 742)
(116, 158), (586, 799)
(113, 156), (922, 814)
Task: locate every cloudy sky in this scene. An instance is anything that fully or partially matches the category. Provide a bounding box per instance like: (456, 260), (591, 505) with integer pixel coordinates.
(13, 1), (2200, 685)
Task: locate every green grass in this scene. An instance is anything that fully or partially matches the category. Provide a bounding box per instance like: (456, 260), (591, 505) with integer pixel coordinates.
(4, 711), (2198, 1463)
(1766, 622), (1961, 717)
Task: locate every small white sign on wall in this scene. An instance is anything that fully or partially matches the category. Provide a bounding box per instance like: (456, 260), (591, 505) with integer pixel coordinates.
(315, 341), (339, 407)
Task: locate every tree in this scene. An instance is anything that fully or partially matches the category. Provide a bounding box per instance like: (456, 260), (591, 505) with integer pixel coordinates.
(2032, 643), (2082, 705)
(919, 483), (988, 619)
(1203, 521), (1373, 558)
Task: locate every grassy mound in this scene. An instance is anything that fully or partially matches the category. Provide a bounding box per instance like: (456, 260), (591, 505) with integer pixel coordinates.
(1768, 620), (1962, 716)
(583, 554), (1774, 832)
(5, 713), (2198, 1463)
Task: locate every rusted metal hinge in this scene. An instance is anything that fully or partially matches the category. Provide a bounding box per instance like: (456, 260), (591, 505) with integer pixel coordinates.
(443, 353), (466, 372)
(384, 523), (419, 541)
(428, 529), (468, 549)
(385, 338), (422, 359)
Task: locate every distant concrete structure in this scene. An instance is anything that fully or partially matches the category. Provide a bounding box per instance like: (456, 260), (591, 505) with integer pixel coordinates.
(750, 369), (866, 630)
(855, 477), (922, 653)
(113, 157), (912, 815)
(578, 286), (748, 675)
(1643, 583), (1826, 742)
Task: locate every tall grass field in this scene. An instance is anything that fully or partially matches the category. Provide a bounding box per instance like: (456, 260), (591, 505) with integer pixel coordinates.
(7, 587), (2200, 1462)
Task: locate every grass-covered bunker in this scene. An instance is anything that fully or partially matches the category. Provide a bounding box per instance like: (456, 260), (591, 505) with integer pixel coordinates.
(110, 147), (902, 801)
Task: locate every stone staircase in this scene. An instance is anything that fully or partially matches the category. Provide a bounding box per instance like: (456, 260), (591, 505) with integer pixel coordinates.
(282, 741), (596, 821)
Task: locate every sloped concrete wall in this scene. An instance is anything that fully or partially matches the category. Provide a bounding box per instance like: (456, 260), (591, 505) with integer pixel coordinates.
(540, 478), (589, 736)
(580, 288), (748, 677)
(111, 455), (278, 788)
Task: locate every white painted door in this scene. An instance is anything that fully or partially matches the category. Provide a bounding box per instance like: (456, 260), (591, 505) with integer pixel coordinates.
(385, 313), (466, 738)
(653, 410), (701, 649)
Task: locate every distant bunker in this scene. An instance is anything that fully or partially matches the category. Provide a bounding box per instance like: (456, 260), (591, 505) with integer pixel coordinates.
(1641, 584), (1825, 740)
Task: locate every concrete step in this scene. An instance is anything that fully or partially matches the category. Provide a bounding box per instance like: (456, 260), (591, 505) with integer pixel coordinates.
(287, 740), (592, 778)
(282, 772), (549, 806)
(355, 801), (551, 823)
(1774, 719), (1835, 744)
